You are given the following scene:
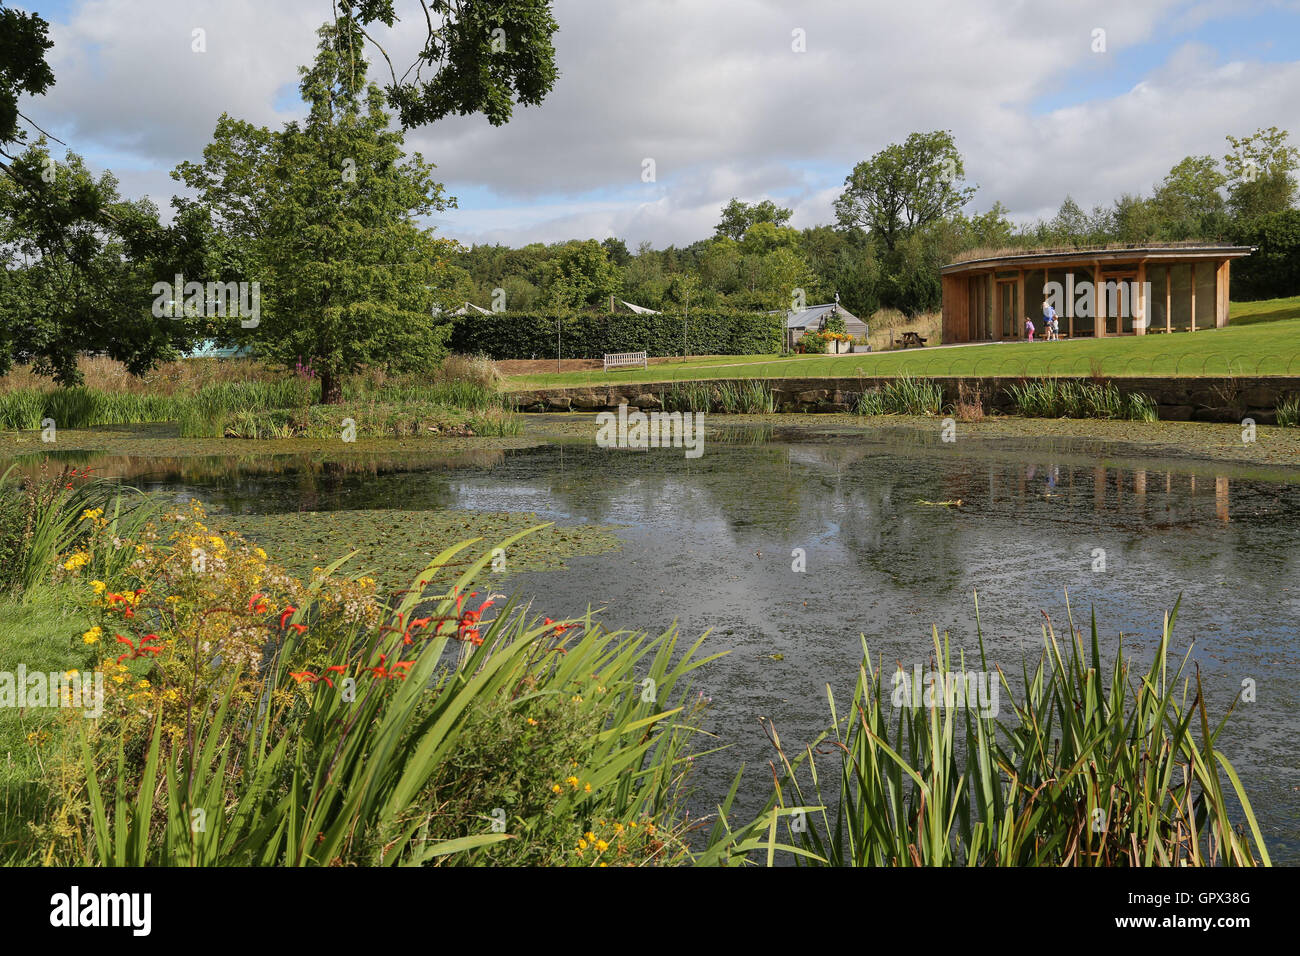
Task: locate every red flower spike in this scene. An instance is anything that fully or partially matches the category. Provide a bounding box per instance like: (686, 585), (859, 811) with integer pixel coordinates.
(279, 606), (297, 629)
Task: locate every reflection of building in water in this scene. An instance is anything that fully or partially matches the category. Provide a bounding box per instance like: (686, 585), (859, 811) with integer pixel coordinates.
(984, 460), (1231, 525)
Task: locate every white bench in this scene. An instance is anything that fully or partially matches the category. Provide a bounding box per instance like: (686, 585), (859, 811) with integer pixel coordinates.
(603, 350), (648, 372)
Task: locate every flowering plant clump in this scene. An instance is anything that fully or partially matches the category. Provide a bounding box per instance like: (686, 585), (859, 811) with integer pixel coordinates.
(59, 498), (385, 744)
(35, 492), (724, 867)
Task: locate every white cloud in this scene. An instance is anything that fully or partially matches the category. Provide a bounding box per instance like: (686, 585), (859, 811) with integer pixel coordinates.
(18, 0), (1300, 247)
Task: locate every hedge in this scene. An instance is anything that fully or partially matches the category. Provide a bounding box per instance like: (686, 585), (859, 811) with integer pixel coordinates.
(448, 309), (783, 360)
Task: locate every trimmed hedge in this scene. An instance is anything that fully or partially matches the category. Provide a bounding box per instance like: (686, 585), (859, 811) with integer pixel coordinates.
(448, 309), (783, 360)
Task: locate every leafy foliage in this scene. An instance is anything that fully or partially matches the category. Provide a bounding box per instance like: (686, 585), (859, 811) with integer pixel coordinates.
(448, 308), (783, 359)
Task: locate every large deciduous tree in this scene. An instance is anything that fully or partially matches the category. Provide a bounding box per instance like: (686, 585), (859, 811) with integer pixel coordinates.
(177, 20), (461, 403)
(834, 131), (976, 252)
(0, 144), (204, 384)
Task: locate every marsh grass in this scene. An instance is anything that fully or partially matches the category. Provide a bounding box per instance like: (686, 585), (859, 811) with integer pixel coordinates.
(716, 380), (776, 414)
(1009, 379), (1157, 421)
(855, 375), (944, 416)
(661, 382), (716, 413)
(763, 596), (1269, 867)
(1277, 395), (1300, 427)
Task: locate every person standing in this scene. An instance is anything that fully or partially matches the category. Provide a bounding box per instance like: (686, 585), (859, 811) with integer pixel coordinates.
(1025, 316), (1035, 342)
(1043, 297), (1058, 341)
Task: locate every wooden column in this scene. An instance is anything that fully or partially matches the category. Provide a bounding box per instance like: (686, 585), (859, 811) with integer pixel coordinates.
(1094, 262), (1105, 338)
(1017, 269), (1026, 338)
(1170, 264), (1180, 335)
(1067, 269), (1074, 338)
(1135, 260), (1147, 335)
(991, 272), (1002, 340)
(1190, 262), (1197, 332)
(1217, 259), (1229, 327)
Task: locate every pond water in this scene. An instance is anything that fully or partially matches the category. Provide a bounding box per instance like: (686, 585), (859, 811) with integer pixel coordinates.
(20, 423), (1300, 862)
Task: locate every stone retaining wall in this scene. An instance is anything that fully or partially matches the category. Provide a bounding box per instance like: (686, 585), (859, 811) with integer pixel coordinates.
(510, 376), (1300, 424)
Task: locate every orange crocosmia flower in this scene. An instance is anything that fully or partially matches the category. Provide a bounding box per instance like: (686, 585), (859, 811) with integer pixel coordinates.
(279, 606), (297, 629)
(247, 593), (268, 614)
(289, 623), (308, 635)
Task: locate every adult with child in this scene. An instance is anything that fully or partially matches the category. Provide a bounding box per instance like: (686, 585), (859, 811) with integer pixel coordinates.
(1042, 296), (1058, 341)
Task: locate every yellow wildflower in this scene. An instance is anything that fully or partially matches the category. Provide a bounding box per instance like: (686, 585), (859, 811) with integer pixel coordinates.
(90, 580), (106, 594)
(82, 626), (102, 645)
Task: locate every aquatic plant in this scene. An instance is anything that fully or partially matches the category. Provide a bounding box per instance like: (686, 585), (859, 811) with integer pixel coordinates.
(761, 596), (1269, 867)
(1008, 379), (1158, 422)
(855, 375), (944, 416)
(1277, 395), (1300, 427)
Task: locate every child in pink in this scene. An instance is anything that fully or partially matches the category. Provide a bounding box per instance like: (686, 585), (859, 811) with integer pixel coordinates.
(1025, 317), (1035, 342)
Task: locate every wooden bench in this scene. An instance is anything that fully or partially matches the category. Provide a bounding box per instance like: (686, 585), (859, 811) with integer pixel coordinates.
(603, 350), (648, 372)
(894, 332), (928, 349)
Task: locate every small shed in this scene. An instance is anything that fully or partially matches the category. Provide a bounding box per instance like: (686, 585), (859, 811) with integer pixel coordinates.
(781, 301), (867, 351)
(940, 243), (1253, 342)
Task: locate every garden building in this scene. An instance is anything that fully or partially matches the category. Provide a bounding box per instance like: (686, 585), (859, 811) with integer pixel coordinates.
(939, 244), (1253, 342)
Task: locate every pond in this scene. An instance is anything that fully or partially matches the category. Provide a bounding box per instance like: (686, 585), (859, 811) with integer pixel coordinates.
(15, 420), (1300, 862)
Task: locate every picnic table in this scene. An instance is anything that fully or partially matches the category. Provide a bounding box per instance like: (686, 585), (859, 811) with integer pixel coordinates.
(895, 331), (928, 348)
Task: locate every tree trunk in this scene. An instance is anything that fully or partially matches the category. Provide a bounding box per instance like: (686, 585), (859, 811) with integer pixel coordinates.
(320, 368), (343, 405)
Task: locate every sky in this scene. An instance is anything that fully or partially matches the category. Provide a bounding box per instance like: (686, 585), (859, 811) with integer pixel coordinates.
(14, 0), (1300, 249)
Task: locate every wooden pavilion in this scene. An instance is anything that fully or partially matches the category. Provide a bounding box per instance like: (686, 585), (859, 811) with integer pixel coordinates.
(940, 244), (1253, 342)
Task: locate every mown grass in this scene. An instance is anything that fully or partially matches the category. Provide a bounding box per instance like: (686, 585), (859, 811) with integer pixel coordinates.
(506, 298), (1300, 388)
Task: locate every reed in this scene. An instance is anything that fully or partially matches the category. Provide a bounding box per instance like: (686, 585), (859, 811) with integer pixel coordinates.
(1009, 379), (1158, 421)
(1277, 395), (1300, 428)
(761, 596), (1269, 866)
(855, 375), (944, 416)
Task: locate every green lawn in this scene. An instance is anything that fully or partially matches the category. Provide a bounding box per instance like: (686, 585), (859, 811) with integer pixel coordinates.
(506, 297), (1300, 389)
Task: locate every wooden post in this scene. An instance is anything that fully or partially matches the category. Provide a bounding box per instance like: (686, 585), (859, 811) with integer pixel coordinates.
(1170, 264), (1180, 335)
(1190, 262), (1196, 332)
(1135, 260), (1146, 335)
(1217, 259), (1229, 327)
(1067, 269), (1074, 338)
(1017, 270), (1026, 339)
(1095, 262), (1105, 338)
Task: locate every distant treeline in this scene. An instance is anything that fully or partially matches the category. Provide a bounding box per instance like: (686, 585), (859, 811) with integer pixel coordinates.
(446, 128), (1300, 319)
